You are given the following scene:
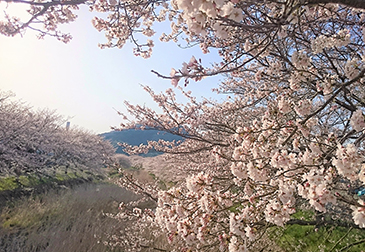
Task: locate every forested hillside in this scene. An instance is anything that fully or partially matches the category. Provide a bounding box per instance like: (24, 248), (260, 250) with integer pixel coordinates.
(101, 127), (184, 156)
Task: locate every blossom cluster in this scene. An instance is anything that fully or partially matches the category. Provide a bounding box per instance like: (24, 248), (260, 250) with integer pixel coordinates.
(311, 29), (351, 54)
(332, 143), (363, 181)
(350, 110), (365, 132)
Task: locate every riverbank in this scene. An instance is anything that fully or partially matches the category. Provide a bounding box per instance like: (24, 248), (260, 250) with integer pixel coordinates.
(0, 176), (95, 210)
(0, 182), (139, 252)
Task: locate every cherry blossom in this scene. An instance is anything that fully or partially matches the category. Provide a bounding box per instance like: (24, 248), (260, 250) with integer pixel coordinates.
(4, 0), (365, 251)
(350, 109), (365, 132)
(0, 91), (115, 176)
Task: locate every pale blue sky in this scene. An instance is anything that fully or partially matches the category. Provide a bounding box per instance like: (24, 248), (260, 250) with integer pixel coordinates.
(0, 5), (221, 134)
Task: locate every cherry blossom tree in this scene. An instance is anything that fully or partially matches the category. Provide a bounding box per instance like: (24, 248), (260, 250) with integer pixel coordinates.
(3, 0), (365, 251)
(0, 91), (115, 177)
(112, 1), (365, 251)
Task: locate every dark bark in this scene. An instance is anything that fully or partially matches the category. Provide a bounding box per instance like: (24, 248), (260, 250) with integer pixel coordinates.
(306, 0), (365, 10)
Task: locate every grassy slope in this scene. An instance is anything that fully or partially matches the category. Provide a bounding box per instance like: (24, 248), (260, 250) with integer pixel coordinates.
(0, 182), (139, 252)
(2, 159), (365, 252)
(0, 162), (165, 252)
(269, 210), (365, 252)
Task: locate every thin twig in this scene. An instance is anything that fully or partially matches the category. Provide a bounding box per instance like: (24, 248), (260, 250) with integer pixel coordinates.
(329, 227), (353, 252)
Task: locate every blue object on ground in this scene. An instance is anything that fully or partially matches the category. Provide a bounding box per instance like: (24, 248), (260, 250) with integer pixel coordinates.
(357, 188), (365, 196)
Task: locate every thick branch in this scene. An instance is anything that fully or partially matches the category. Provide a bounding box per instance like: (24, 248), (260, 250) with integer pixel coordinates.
(305, 0), (365, 9)
(2, 0), (87, 6)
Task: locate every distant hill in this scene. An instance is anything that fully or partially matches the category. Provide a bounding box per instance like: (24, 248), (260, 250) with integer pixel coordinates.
(100, 128), (184, 156)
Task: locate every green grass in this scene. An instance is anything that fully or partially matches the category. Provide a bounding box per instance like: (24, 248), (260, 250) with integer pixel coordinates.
(0, 177), (19, 191)
(271, 225), (365, 251)
(54, 172), (78, 181)
(269, 210), (365, 252)
(0, 168), (104, 193)
(291, 209), (315, 221)
(0, 175), (46, 191)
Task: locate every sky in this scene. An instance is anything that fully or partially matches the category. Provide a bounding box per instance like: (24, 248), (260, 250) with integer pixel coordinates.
(0, 5), (222, 134)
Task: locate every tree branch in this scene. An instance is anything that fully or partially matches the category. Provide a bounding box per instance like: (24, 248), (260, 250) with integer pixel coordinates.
(306, 0), (365, 10)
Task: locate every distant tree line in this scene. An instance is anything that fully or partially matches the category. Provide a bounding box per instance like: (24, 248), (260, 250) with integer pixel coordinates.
(0, 91), (115, 176)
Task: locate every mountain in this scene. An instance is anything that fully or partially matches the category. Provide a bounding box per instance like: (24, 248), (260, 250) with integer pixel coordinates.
(100, 128), (184, 156)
